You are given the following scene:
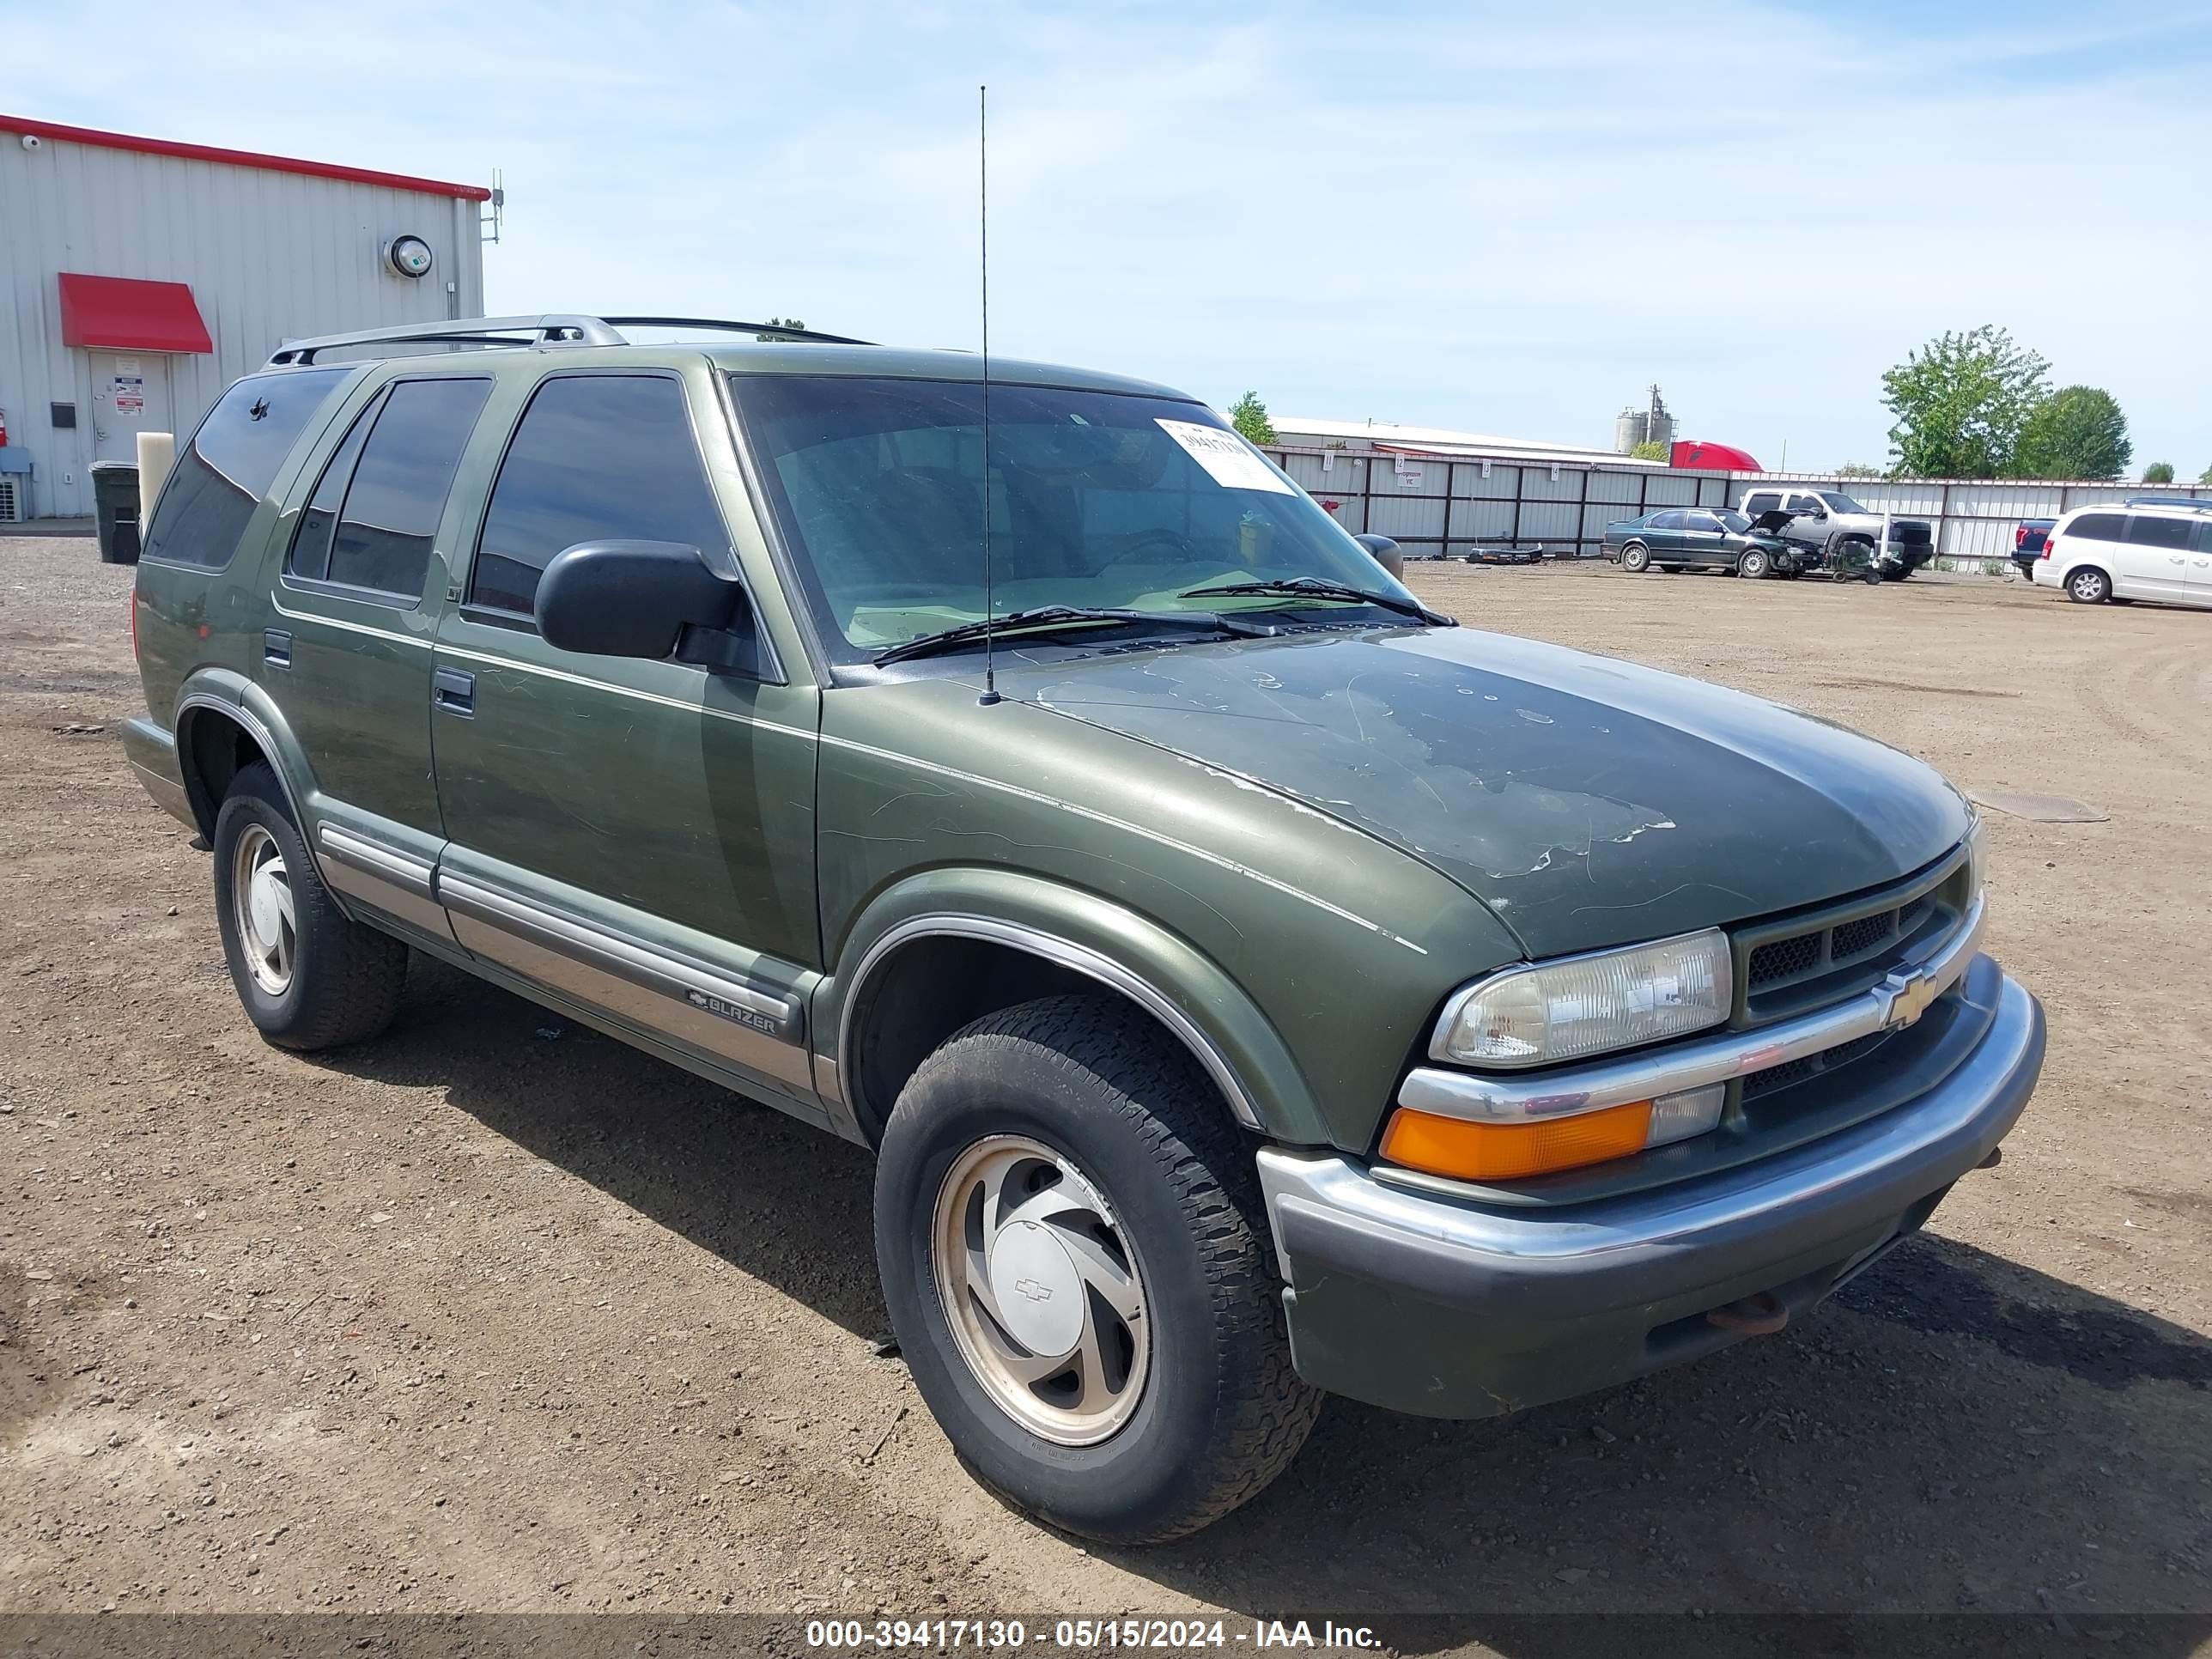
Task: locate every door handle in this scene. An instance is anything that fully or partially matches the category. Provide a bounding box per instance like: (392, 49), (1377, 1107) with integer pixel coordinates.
(432, 666), (476, 717)
(263, 629), (292, 669)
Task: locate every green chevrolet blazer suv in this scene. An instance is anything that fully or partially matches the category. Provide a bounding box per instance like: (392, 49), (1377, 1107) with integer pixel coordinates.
(123, 314), (2045, 1542)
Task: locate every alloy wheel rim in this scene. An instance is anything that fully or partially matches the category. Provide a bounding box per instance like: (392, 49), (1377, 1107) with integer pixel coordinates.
(231, 824), (296, 996)
(931, 1133), (1152, 1446)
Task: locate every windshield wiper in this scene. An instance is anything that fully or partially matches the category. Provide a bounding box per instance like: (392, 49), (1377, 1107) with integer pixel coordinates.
(873, 605), (1272, 667)
(1177, 576), (1453, 627)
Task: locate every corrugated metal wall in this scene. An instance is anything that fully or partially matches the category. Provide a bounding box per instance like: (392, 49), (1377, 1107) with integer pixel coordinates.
(0, 135), (484, 517)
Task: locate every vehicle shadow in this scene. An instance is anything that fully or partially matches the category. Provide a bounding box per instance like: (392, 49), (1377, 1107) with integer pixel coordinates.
(316, 956), (2212, 1647)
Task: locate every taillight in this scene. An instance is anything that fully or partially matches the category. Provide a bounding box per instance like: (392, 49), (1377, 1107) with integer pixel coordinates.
(2040, 536), (2055, 561)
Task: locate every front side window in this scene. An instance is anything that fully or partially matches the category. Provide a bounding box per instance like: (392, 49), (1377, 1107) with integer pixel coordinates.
(1712, 509), (1752, 532)
(731, 374), (1421, 665)
(320, 378), (492, 599)
(142, 368), (351, 568)
(1817, 491), (1869, 514)
(470, 374), (727, 618)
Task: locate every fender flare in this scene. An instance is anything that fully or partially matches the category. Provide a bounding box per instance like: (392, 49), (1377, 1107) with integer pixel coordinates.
(821, 869), (1330, 1145)
(173, 672), (354, 920)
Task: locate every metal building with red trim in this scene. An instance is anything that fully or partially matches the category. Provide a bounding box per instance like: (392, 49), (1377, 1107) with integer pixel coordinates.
(0, 113), (492, 520)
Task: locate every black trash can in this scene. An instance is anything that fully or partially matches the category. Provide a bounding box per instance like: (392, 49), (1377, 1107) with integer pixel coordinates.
(91, 462), (142, 565)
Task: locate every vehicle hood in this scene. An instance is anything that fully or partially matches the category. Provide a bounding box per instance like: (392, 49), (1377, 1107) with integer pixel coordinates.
(1001, 626), (1971, 957)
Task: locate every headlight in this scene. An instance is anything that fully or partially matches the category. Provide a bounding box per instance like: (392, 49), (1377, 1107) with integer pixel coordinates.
(1431, 928), (1732, 1069)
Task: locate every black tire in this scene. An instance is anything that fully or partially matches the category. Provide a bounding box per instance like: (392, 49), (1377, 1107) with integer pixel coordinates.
(873, 994), (1322, 1544)
(2067, 567), (2112, 604)
(1738, 548), (1771, 580)
(1620, 542), (1650, 573)
(211, 763), (408, 1050)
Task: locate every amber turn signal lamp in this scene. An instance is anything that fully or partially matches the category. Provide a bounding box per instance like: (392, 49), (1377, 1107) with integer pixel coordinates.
(1381, 1099), (1655, 1182)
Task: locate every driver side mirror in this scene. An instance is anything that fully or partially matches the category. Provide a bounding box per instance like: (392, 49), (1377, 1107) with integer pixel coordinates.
(1353, 532), (1404, 580)
(537, 540), (762, 675)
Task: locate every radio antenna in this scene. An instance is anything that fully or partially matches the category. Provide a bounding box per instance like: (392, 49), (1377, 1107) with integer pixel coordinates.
(976, 84), (1002, 707)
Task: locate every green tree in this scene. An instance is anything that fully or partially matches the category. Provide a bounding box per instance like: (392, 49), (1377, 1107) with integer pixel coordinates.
(2200, 463), (2212, 485)
(1227, 392), (1278, 446)
(1834, 462), (1884, 478)
(2142, 461), (2176, 484)
(2011, 386), (2131, 479)
(1628, 439), (1668, 463)
(754, 316), (806, 341)
(1880, 325), (2049, 477)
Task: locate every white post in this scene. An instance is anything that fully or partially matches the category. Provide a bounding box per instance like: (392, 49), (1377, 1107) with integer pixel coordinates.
(137, 431), (174, 528)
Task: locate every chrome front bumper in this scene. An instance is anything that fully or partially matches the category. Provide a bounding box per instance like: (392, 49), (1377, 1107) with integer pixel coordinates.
(1255, 959), (2045, 1419)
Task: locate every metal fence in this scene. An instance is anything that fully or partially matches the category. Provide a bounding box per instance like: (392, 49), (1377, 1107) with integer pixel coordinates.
(1729, 475), (2212, 560)
(1262, 441), (2212, 563)
(1263, 446), (1727, 560)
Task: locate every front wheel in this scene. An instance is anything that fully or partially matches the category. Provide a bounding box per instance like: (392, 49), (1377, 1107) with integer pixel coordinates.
(1738, 548), (1771, 580)
(1620, 542), (1651, 573)
(873, 995), (1322, 1543)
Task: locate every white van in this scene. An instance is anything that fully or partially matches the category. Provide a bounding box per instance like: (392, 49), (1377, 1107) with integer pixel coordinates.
(2035, 501), (2212, 606)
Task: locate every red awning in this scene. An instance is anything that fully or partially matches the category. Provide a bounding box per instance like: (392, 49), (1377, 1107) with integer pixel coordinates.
(58, 274), (214, 354)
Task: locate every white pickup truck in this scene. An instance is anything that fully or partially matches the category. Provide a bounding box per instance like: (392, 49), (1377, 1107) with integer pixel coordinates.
(1738, 486), (1936, 579)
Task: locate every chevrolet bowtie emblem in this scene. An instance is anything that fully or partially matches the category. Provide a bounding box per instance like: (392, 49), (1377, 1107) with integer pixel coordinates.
(1882, 966), (1941, 1030)
(1012, 1278), (1054, 1303)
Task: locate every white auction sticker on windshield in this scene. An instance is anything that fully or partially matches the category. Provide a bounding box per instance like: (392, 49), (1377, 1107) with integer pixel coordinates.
(1155, 419), (1297, 495)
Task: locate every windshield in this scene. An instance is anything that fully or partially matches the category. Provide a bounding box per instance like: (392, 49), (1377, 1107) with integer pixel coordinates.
(1818, 491), (1869, 514)
(730, 374), (1421, 664)
(1712, 509), (1753, 532)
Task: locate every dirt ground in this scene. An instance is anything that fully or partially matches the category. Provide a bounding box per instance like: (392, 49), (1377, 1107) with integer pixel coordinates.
(3, 538), (2208, 1644)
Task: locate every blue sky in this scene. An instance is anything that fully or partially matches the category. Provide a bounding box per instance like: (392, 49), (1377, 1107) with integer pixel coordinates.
(9, 1), (2209, 472)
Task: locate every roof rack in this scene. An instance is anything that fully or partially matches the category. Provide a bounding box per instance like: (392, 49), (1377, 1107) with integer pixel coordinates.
(266, 313), (872, 367)
(2125, 495), (2212, 514)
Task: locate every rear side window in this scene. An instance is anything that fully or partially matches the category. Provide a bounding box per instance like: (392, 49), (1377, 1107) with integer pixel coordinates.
(1741, 492), (1781, 515)
(319, 379), (492, 599)
(2069, 512), (2124, 543)
(468, 374), (726, 618)
(2124, 514), (2192, 550)
(285, 391), (385, 582)
(141, 368), (349, 568)
(1648, 510), (1685, 530)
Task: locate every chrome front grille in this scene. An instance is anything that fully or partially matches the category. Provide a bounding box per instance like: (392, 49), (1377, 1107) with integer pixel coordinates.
(1731, 844), (1976, 1042)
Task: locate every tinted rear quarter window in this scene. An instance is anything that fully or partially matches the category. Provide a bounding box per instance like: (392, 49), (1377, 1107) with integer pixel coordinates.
(320, 378), (493, 599)
(2069, 513), (2125, 543)
(1648, 510), (1684, 530)
(286, 392), (385, 583)
(468, 374), (726, 618)
(141, 368), (350, 568)
(1742, 492), (1781, 515)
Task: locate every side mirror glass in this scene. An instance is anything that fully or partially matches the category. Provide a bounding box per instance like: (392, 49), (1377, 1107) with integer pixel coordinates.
(1352, 532), (1404, 579)
(537, 540), (758, 672)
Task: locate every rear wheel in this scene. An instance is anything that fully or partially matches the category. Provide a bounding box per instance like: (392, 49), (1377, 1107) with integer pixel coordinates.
(212, 763), (408, 1050)
(1620, 543), (1650, 573)
(873, 995), (1321, 1543)
(2068, 567), (2112, 604)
